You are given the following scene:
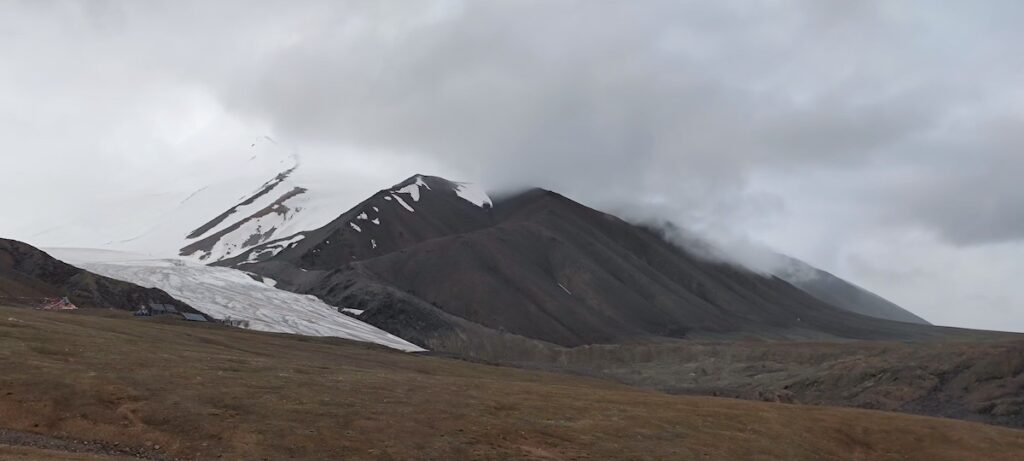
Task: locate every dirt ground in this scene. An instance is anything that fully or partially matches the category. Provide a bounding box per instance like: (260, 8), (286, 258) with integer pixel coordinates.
(1, 306), (1022, 460)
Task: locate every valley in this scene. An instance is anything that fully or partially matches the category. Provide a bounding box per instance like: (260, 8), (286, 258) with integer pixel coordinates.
(2, 306), (1023, 461)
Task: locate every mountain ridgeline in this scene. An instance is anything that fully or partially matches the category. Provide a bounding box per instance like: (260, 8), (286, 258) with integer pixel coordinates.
(218, 174), (946, 355)
(0, 238), (197, 313)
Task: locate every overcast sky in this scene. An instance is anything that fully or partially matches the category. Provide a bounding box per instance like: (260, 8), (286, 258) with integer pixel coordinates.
(1, 0), (1022, 332)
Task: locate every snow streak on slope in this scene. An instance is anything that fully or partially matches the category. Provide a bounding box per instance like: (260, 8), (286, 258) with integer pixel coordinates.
(388, 174), (492, 209)
(454, 181), (492, 208)
(241, 234), (306, 263)
(176, 138), (314, 262)
(48, 248), (424, 352)
(118, 136), (355, 263)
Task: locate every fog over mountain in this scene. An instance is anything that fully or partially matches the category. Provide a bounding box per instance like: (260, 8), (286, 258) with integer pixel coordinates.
(1, 1), (1023, 332)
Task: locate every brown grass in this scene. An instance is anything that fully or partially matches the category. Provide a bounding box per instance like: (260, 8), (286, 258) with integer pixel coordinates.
(0, 306), (1022, 460)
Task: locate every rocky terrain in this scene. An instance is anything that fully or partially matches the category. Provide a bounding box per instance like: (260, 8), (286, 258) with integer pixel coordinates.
(490, 337), (1024, 429)
(0, 239), (196, 314)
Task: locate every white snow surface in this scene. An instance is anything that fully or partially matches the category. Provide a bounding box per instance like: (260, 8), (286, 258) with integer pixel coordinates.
(48, 248), (424, 352)
(391, 194), (416, 212)
(396, 184), (422, 202)
(259, 275), (278, 287)
(454, 182), (492, 208)
(395, 175), (432, 202)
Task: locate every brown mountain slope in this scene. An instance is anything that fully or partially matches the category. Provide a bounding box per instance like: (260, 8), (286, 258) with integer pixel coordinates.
(0, 238), (197, 314)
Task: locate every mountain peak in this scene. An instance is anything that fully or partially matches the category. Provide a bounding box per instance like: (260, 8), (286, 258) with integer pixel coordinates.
(389, 174), (492, 208)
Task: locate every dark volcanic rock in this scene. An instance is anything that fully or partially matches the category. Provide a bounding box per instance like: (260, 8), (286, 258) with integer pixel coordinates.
(0, 238), (197, 313)
(225, 175), (948, 349)
(218, 175), (493, 272)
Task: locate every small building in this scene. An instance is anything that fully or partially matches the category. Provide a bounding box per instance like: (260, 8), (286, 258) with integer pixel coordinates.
(181, 313), (208, 322)
(135, 304), (183, 317)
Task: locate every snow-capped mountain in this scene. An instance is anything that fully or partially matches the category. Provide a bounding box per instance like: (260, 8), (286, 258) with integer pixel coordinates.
(20, 136), (301, 254)
(119, 136), (332, 261)
(15, 135), (490, 266)
(24, 137), (363, 263)
(12, 139), (932, 356)
(218, 174), (494, 270)
(176, 162), (308, 262)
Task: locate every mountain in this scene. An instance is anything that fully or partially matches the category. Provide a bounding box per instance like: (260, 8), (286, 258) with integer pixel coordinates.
(16, 137), (363, 265)
(120, 136), (344, 262)
(774, 255), (931, 325)
(8, 137), (930, 337)
(0, 238), (196, 314)
(176, 163), (309, 261)
(16, 136), (302, 254)
(222, 174), (493, 268)
(221, 175), (941, 353)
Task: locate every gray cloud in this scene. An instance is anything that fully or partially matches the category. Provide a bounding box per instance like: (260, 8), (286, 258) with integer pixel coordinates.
(1, 0), (1023, 330)
(199, 0), (1024, 243)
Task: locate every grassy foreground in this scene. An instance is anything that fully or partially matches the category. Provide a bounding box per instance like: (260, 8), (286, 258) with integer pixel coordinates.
(0, 306), (1022, 460)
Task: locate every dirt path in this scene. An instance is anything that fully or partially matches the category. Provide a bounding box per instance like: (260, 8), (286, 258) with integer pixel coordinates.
(0, 428), (170, 460)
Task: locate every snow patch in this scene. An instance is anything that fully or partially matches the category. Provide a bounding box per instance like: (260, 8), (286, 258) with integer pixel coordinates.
(454, 182), (492, 208)
(356, 212), (368, 220)
(394, 176), (433, 202)
(371, 218), (380, 225)
(392, 194), (415, 212)
(241, 233), (305, 263)
(396, 184), (421, 202)
(349, 222), (362, 232)
(371, 239), (377, 249)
